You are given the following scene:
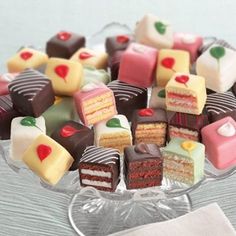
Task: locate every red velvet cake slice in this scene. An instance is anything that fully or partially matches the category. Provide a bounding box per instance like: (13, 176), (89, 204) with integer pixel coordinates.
(79, 146), (120, 192)
(124, 143), (163, 189)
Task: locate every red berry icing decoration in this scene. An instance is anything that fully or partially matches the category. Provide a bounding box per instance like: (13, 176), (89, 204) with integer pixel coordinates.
(79, 52), (93, 60)
(138, 108), (154, 117)
(60, 125), (87, 138)
(54, 65), (69, 82)
(161, 57), (176, 72)
(37, 144), (52, 161)
(116, 35), (130, 44)
(175, 75), (189, 87)
(20, 51), (33, 61)
(57, 31), (71, 41)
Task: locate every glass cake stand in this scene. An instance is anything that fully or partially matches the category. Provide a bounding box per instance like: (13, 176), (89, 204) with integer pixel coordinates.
(1, 139), (236, 236)
(0, 23), (231, 236)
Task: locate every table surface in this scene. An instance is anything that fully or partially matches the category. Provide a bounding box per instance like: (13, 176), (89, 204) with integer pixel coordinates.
(1, 0), (236, 235)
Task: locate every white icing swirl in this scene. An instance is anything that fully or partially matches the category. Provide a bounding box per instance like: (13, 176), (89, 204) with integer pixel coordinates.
(179, 33), (196, 44)
(217, 122), (236, 137)
(132, 45), (147, 54)
(81, 82), (106, 92)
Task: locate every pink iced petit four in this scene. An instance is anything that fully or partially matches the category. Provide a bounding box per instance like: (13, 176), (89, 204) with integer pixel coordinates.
(201, 116), (236, 169)
(173, 33), (203, 63)
(74, 82), (117, 126)
(0, 73), (18, 95)
(118, 43), (157, 88)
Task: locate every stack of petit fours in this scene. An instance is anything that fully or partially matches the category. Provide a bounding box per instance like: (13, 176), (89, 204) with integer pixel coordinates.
(1, 13), (236, 192)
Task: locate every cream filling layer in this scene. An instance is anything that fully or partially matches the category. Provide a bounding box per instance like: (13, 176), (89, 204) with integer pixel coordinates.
(81, 179), (111, 188)
(81, 169), (111, 178)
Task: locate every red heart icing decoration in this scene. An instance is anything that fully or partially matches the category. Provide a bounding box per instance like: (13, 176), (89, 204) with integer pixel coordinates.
(175, 75), (189, 85)
(138, 108), (154, 117)
(60, 125), (78, 138)
(161, 57), (175, 70)
(57, 31), (71, 41)
(20, 51), (33, 61)
(54, 65), (69, 82)
(37, 144), (52, 161)
(79, 52), (93, 60)
(116, 35), (130, 44)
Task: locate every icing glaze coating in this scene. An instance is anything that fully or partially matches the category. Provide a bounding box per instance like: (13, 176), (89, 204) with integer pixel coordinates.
(83, 67), (110, 86)
(0, 73), (18, 95)
(217, 122), (236, 137)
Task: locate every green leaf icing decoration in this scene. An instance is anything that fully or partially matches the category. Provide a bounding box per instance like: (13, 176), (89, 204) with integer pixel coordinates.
(158, 89), (166, 98)
(210, 46), (225, 60)
(20, 116), (41, 131)
(154, 21), (167, 35)
(106, 118), (127, 130)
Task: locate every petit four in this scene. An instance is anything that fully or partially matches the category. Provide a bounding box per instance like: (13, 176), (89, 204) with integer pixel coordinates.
(42, 96), (77, 135)
(196, 44), (236, 93)
(94, 114), (132, 153)
(22, 134), (73, 185)
(166, 73), (207, 115)
(0, 73), (18, 96)
(74, 83), (117, 126)
(45, 58), (83, 96)
(201, 117), (236, 169)
(135, 13), (174, 49)
(156, 49), (190, 87)
(119, 43), (157, 87)
(70, 48), (108, 69)
(10, 116), (46, 160)
(0, 95), (20, 140)
(83, 67), (110, 86)
(51, 121), (94, 171)
(205, 91), (236, 122)
(105, 35), (133, 56)
(131, 108), (167, 147)
(173, 33), (203, 63)
(168, 111), (209, 142)
(79, 146), (120, 192)
(7, 48), (48, 73)
(149, 87), (166, 109)
(124, 143), (163, 189)
(108, 51), (124, 81)
(107, 80), (147, 121)
(8, 69), (55, 117)
(162, 138), (205, 185)
(46, 31), (85, 59)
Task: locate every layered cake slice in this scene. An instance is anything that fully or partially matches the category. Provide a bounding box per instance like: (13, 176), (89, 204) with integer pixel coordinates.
(168, 111), (209, 142)
(79, 146), (120, 192)
(74, 83), (117, 126)
(131, 108), (167, 147)
(166, 73), (207, 115)
(124, 143), (163, 189)
(162, 138), (205, 185)
(94, 114), (132, 153)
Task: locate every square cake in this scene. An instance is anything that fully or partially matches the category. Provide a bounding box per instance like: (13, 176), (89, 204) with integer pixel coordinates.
(107, 80), (148, 121)
(162, 138), (205, 185)
(205, 91), (236, 122)
(46, 31), (85, 59)
(79, 146), (120, 192)
(201, 116), (236, 169)
(51, 120), (94, 171)
(8, 68), (55, 117)
(134, 13), (174, 49)
(131, 108), (167, 147)
(10, 116), (46, 160)
(166, 73), (207, 115)
(22, 134), (73, 185)
(118, 43), (157, 88)
(94, 114), (132, 153)
(83, 67), (110, 86)
(124, 143), (163, 189)
(196, 44), (236, 93)
(149, 86), (166, 110)
(156, 49), (190, 87)
(7, 48), (48, 73)
(74, 83), (117, 126)
(0, 73), (18, 96)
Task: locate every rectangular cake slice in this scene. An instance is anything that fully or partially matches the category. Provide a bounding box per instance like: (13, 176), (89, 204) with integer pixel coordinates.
(79, 146), (120, 192)
(124, 143), (163, 189)
(162, 138), (205, 185)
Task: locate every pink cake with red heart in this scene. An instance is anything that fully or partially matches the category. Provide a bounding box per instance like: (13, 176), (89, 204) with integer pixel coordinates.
(201, 116), (236, 169)
(74, 83), (117, 126)
(166, 73), (207, 115)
